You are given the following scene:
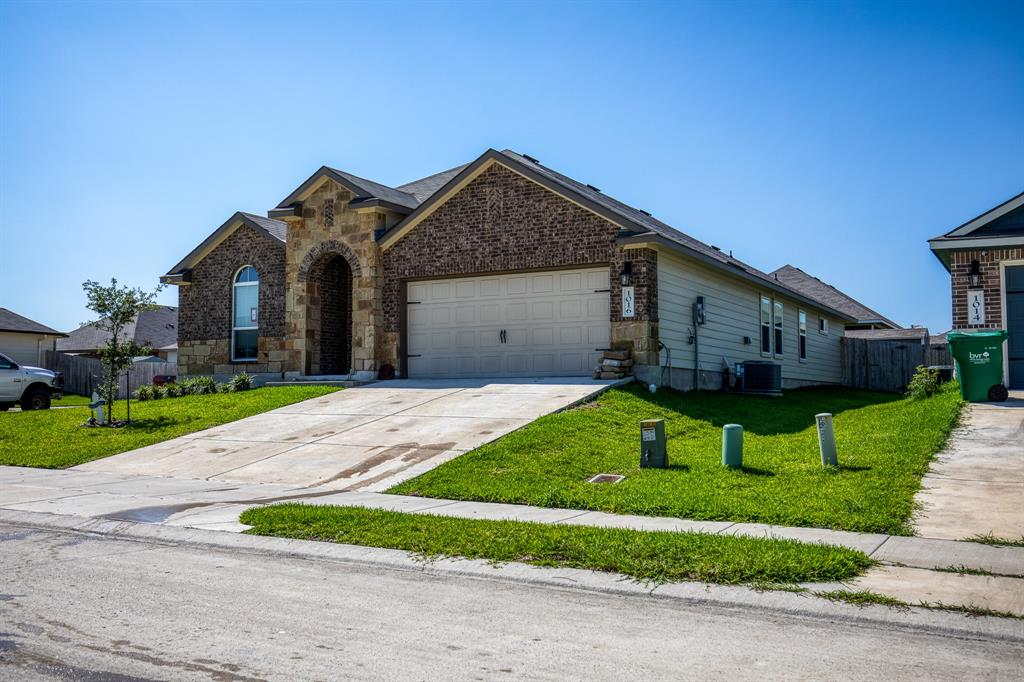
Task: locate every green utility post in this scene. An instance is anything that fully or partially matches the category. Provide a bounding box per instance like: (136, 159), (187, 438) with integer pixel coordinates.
(816, 413), (838, 466)
(640, 419), (667, 468)
(722, 424), (743, 468)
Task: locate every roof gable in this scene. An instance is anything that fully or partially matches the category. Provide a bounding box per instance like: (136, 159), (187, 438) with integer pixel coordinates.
(163, 212), (286, 281)
(770, 265), (899, 328)
(58, 306), (177, 352)
(939, 190), (1024, 239)
(0, 308), (65, 336)
(276, 166), (419, 212)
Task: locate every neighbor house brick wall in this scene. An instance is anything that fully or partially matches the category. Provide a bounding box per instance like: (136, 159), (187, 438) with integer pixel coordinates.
(177, 223), (287, 377)
(948, 248), (1024, 330)
(380, 162), (658, 368)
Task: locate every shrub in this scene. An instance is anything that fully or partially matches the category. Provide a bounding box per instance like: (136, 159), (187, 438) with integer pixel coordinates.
(906, 365), (941, 400)
(134, 385), (154, 401)
(180, 376), (217, 396)
(230, 371), (253, 392)
(151, 385), (167, 400)
(165, 383), (184, 399)
(218, 382), (233, 394)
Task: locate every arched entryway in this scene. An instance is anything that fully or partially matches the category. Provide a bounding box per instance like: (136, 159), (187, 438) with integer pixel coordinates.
(304, 253), (354, 375)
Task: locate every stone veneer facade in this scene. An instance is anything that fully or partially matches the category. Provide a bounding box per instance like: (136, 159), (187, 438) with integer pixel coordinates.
(176, 161), (660, 379)
(948, 247), (1024, 330)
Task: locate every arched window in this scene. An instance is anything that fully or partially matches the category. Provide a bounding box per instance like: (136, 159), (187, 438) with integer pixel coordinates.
(232, 266), (259, 361)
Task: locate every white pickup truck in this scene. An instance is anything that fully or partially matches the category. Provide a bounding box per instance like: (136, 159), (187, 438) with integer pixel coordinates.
(0, 352), (65, 410)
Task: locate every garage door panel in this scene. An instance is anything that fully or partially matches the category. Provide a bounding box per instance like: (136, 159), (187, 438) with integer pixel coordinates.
(407, 267), (611, 378)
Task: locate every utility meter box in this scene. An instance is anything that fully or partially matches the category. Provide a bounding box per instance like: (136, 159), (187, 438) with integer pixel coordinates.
(639, 419), (667, 468)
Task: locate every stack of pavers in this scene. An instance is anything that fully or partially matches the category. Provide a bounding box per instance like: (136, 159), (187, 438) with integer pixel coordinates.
(595, 349), (633, 380)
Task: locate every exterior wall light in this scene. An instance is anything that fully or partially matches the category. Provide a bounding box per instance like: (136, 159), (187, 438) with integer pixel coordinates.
(968, 260), (982, 288)
(620, 261), (632, 287)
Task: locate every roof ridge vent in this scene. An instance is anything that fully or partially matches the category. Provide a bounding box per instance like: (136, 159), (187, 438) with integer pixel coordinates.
(521, 153), (540, 164)
(638, 209), (652, 216)
(586, 183), (602, 192)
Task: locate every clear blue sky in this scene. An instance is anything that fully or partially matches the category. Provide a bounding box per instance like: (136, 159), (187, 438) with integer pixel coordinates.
(1, 0), (1021, 334)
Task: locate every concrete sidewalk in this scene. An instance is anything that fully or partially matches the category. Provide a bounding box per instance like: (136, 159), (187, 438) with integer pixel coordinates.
(914, 394), (1024, 542)
(2, 465), (1022, 615)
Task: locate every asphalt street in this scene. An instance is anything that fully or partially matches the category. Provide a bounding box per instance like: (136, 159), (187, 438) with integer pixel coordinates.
(1, 523), (1021, 681)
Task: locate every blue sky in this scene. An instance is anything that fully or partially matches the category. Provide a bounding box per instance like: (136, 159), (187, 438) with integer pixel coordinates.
(1, 0), (1021, 334)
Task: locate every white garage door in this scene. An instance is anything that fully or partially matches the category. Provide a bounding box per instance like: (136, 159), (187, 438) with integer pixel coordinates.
(0, 332), (44, 367)
(406, 267), (611, 378)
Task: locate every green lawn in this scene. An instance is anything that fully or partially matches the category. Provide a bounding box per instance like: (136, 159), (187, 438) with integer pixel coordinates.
(0, 386), (340, 468)
(390, 384), (963, 535)
(54, 394), (92, 407)
(240, 504), (871, 585)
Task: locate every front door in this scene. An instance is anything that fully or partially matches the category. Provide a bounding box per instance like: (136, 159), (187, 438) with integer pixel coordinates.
(1006, 265), (1024, 389)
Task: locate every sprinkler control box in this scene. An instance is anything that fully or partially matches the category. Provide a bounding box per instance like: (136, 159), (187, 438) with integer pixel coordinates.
(640, 419), (667, 468)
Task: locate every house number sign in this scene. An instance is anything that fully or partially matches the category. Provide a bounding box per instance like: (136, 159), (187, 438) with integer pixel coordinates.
(967, 289), (985, 325)
(622, 286), (635, 318)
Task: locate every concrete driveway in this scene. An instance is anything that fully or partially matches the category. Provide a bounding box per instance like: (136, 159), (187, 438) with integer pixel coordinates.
(75, 378), (621, 492)
(914, 392), (1024, 541)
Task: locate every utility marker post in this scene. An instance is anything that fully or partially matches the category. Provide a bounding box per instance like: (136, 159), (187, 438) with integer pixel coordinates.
(816, 413), (838, 466)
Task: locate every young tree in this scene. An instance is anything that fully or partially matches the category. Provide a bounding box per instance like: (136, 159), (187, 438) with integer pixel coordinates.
(82, 278), (164, 423)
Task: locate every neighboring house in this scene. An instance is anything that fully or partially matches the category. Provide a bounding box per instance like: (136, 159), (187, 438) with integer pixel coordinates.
(58, 306), (178, 361)
(929, 190), (1024, 389)
(0, 308), (67, 367)
(770, 265), (900, 330)
(162, 148), (862, 389)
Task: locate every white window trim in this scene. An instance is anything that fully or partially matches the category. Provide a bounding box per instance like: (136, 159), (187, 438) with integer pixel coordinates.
(798, 309), (807, 362)
(231, 265), (259, 363)
(773, 300), (784, 358)
(759, 295), (773, 357)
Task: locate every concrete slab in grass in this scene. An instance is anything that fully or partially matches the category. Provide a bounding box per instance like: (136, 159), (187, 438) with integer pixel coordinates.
(414, 500), (589, 524)
(289, 491), (458, 514)
(721, 523), (889, 554)
(558, 510), (734, 535)
(873, 536), (1024, 576)
(317, 414), (529, 451)
(915, 480), (1024, 541)
(848, 564), (1024, 616)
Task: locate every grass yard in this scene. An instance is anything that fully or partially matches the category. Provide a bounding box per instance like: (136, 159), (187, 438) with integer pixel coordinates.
(240, 504), (872, 585)
(390, 384), (963, 535)
(54, 394), (92, 407)
(0, 386), (340, 468)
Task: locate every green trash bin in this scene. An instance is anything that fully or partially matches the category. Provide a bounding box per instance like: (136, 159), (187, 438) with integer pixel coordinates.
(947, 330), (1008, 402)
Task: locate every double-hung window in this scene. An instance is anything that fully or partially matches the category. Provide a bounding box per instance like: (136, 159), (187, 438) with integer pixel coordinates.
(798, 310), (807, 361)
(232, 266), (259, 361)
(773, 301), (784, 357)
(760, 296), (772, 355)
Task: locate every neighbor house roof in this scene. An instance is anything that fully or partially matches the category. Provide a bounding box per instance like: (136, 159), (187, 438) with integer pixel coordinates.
(0, 308), (66, 336)
(163, 212), (286, 282)
(769, 265), (900, 328)
(928, 190), (1024, 269)
(845, 327), (929, 341)
(58, 306), (178, 353)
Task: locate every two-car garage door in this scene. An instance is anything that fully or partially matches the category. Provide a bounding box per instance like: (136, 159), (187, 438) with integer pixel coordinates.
(406, 267), (610, 378)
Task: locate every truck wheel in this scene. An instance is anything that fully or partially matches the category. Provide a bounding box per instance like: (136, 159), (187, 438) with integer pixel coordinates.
(21, 387), (51, 410)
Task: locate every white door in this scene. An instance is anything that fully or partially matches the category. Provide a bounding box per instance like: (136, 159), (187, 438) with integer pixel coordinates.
(406, 268), (611, 378)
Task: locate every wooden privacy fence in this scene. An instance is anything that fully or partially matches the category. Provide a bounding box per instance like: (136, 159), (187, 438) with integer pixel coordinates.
(44, 351), (177, 398)
(841, 337), (926, 393)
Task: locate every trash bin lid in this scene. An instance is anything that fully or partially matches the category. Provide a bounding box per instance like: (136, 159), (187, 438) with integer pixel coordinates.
(946, 330), (1007, 341)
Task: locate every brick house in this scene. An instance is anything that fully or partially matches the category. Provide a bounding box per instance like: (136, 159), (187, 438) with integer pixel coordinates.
(163, 148), (877, 389)
(929, 190), (1024, 389)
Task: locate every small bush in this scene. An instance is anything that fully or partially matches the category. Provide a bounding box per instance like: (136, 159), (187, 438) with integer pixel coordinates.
(218, 382), (233, 394)
(230, 371), (253, 392)
(905, 365), (941, 400)
(134, 385), (155, 401)
(180, 376), (217, 396)
(165, 383), (184, 399)
(151, 385), (167, 400)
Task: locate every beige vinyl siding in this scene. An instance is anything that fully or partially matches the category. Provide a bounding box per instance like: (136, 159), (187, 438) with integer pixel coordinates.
(657, 250), (844, 386)
(0, 332), (55, 367)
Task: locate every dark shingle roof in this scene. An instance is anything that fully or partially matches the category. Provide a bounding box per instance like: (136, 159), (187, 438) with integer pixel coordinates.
(396, 164), (471, 203)
(240, 212), (287, 242)
(845, 328), (928, 341)
(324, 167), (420, 210)
(769, 265), (900, 328)
(0, 308), (65, 336)
(58, 306), (178, 353)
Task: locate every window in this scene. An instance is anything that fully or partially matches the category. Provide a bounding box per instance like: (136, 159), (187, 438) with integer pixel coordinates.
(819, 317), (829, 335)
(773, 301), (784, 357)
(232, 266), (259, 361)
(798, 310), (807, 361)
(0, 353), (15, 369)
(760, 296), (772, 355)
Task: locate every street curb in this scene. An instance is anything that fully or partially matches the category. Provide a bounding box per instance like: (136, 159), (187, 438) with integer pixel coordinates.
(2, 508), (1022, 644)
